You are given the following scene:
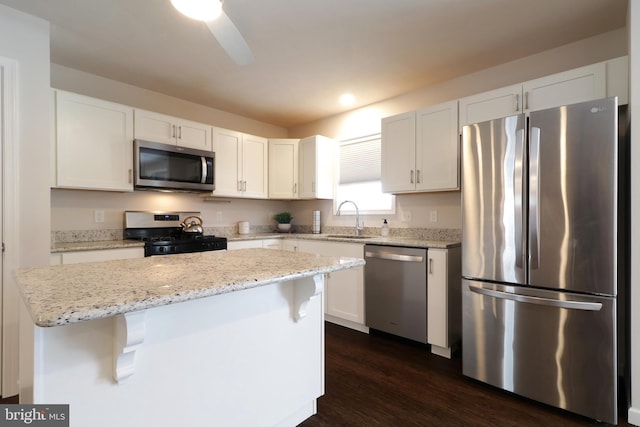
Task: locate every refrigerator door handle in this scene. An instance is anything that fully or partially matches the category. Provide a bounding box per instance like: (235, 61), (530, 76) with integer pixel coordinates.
(514, 128), (525, 268)
(468, 284), (603, 311)
(529, 126), (541, 270)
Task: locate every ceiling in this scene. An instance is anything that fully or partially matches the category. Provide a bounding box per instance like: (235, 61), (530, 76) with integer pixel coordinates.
(0, 0), (628, 128)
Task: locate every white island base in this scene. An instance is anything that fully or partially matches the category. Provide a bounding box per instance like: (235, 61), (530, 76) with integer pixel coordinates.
(19, 275), (325, 427)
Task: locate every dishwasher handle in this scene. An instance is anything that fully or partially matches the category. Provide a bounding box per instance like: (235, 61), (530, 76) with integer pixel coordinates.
(365, 251), (424, 263)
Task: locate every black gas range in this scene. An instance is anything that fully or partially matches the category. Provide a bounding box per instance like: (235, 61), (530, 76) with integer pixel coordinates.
(124, 211), (227, 257)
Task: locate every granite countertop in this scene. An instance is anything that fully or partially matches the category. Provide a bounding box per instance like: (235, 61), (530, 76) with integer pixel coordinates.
(51, 234), (459, 253)
(17, 248), (365, 328)
(51, 240), (145, 253)
(229, 233), (461, 249)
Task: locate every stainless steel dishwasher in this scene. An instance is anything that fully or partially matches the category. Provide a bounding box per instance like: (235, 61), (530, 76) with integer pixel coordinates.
(364, 244), (427, 343)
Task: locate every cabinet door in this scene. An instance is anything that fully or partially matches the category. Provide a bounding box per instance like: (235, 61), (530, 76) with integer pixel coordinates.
(427, 249), (448, 348)
(298, 240), (365, 324)
(227, 240), (263, 250)
(381, 111), (416, 193)
(299, 136), (335, 199)
(416, 101), (459, 191)
(176, 118), (212, 151)
(241, 134), (269, 199)
(212, 127), (242, 197)
(523, 62), (606, 112)
(606, 56), (628, 105)
(54, 247), (144, 265)
(55, 91), (134, 191)
(458, 84), (522, 129)
(133, 109), (176, 145)
(268, 139), (299, 199)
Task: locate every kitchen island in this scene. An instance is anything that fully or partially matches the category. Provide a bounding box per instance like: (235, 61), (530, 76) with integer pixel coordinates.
(16, 248), (364, 427)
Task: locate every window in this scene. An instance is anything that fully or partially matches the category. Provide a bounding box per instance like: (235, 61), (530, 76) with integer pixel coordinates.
(335, 134), (395, 215)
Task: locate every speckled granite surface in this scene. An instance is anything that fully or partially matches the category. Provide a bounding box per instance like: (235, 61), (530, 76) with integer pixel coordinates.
(52, 229), (461, 252)
(17, 249), (364, 328)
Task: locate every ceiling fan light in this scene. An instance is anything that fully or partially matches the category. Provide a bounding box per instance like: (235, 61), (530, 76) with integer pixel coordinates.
(171, 0), (222, 21)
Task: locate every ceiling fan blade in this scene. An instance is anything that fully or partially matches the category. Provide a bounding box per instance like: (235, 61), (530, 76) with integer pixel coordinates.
(205, 11), (254, 65)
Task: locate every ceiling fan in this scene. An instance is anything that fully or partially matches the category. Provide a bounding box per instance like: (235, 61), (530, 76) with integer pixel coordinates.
(170, 0), (255, 65)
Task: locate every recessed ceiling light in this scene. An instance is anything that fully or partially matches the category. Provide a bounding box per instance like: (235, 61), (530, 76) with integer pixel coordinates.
(339, 93), (355, 107)
(171, 0), (223, 21)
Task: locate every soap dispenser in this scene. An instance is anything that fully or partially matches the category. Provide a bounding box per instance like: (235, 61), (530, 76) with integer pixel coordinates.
(381, 219), (389, 237)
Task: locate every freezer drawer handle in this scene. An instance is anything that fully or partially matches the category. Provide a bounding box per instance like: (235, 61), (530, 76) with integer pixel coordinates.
(365, 252), (424, 263)
(468, 284), (603, 311)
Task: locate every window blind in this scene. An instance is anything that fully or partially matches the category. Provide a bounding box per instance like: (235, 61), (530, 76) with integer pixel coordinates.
(339, 135), (381, 185)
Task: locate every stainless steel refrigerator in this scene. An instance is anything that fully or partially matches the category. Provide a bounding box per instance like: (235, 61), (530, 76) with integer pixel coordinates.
(461, 97), (618, 424)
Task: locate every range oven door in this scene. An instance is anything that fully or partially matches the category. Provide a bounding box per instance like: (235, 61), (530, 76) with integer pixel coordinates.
(462, 279), (617, 424)
(134, 139), (214, 192)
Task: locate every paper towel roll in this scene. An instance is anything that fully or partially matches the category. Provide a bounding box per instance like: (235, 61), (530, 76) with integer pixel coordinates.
(312, 210), (321, 234)
(238, 221), (250, 235)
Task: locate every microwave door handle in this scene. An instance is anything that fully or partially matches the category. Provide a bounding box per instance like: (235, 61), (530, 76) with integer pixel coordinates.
(201, 156), (207, 184)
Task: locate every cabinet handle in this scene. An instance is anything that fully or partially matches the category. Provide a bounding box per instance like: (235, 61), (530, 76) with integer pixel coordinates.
(178, 125), (182, 139)
(416, 170), (421, 184)
(410, 170), (414, 184)
(128, 169), (133, 184)
(429, 258), (433, 274)
(243, 181), (247, 191)
(515, 94), (520, 112)
(525, 92), (529, 110)
(293, 183), (297, 194)
(237, 180), (242, 191)
(172, 124), (176, 138)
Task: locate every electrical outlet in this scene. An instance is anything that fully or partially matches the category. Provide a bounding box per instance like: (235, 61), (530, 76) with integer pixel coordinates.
(430, 210), (438, 222)
(94, 210), (105, 223)
(402, 210), (412, 222)
(216, 211), (223, 221)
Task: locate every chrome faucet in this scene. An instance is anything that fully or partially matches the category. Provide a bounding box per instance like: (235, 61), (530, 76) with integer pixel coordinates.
(336, 200), (363, 236)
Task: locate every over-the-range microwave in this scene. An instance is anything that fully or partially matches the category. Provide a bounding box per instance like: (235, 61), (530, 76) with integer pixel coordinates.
(134, 139), (214, 193)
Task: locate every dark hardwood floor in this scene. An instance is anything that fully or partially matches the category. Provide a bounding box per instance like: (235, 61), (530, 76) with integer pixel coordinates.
(301, 322), (632, 427)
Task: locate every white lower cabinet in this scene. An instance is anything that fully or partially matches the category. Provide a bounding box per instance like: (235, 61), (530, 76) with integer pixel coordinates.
(50, 247), (144, 265)
(427, 246), (461, 358)
(296, 240), (365, 330)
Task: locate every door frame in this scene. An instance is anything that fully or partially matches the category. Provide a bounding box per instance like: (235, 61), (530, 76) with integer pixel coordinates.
(1, 57), (19, 397)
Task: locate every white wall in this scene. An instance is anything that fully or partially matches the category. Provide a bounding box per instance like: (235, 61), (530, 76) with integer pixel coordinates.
(627, 1), (640, 424)
(0, 5), (50, 266)
(0, 4), (50, 397)
(51, 189), (290, 233)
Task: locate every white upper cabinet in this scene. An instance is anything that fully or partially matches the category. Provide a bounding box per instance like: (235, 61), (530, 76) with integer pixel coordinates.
(416, 101), (459, 192)
(212, 127), (268, 198)
(382, 101), (459, 193)
(458, 84), (522, 129)
(53, 90), (134, 191)
(459, 62), (607, 129)
(606, 56), (628, 105)
(134, 109), (212, 151)
(522, 62), (606, 113)
(381, 111), (416, 193)
(299, 135), (335, 199)
(268, 139), (299, 199)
